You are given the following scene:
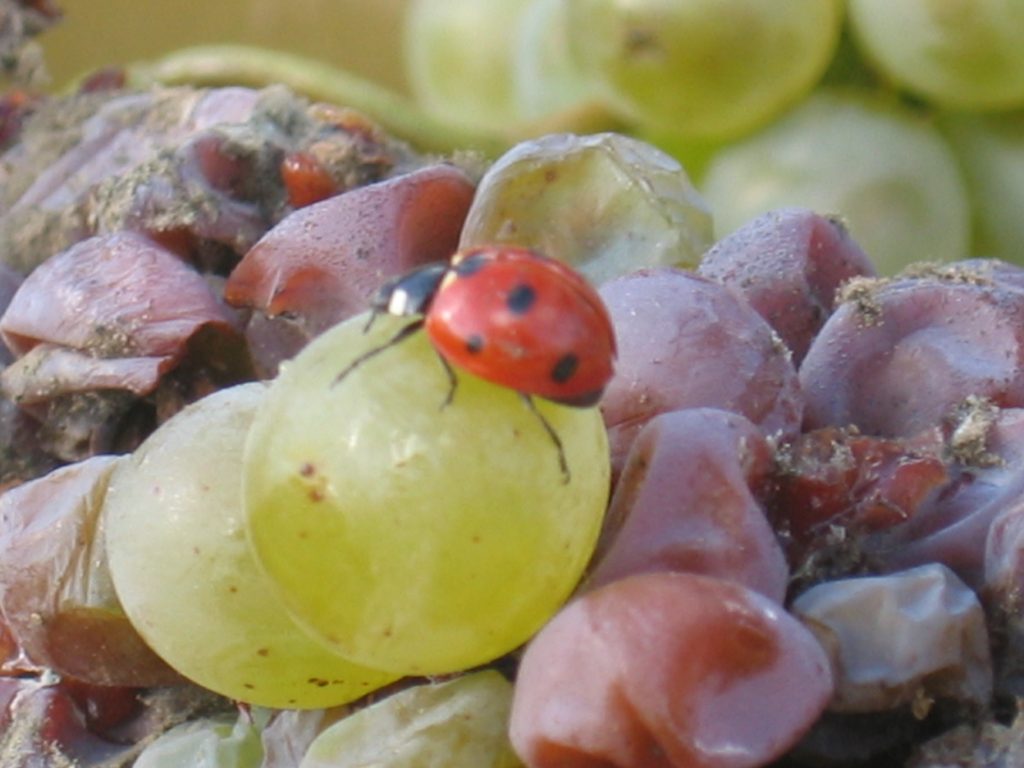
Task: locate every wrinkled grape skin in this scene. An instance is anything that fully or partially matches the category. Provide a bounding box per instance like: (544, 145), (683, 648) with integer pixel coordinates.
(460, 133), (712, 286)
(800, 270), (1024, 439)
(0, 455), (179, 686)
(586, 408), (788, 603)
(509, 571), (833, 768)
(225, 164), (474, 375)
(244, 313), (610, 676)
(697, 207), (876, 364)
(866, 408), (1024, 589)
(791, 564), (993, 714)
(299, 672), (520, 767)
(599, 268), (802, 477)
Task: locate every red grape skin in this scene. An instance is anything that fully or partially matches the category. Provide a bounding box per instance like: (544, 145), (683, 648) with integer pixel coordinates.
(509, 572), (833, 768)
(697, 208), (876, 364)
(599, 268), (803, 478)
(585, 408), (788, 603)
(799, 267), (1024, 438)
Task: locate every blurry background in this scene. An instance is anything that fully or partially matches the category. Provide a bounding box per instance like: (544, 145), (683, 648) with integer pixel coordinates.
(41, 0), (410, 91)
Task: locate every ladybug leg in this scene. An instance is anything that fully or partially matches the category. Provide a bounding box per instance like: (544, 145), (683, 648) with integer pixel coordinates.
(331, 318), (424, 388)
(520, 394), (570, 484)
(434, 353), (459, 410)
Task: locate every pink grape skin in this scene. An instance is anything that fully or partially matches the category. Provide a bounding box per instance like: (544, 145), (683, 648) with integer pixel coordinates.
(598, 268), (803, 477)
(509, 571), (833, 768)
(697, 207), (876, 364)
(799, 267), (1024, 438)
(585, 407), (788, 603)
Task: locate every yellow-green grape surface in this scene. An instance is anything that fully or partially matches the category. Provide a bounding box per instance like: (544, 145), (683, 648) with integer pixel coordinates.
(565, 0), (844, 139)
(104, 383), (396, 709)
(849, 0), (1024, 110)
(244, 314), (610, 676)
(299, 671), (523, 768)
(701, 90), (971, 274)
(459, 132), (712, 285)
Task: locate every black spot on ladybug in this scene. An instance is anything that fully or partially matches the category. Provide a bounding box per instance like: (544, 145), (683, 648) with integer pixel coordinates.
(453, 252), (488, 278)
(506, 283), (537, 315)
(551, 353), (579, 383)
(465, 334), (484, 354)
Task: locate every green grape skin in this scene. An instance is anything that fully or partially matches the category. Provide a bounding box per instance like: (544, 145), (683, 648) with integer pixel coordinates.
(942, 111), (1024, 265)
(511, 0), (597, 121)
(133, 711), (266, 768)
(848, 0), (1024, 111)
(701, 90), (971, 275)
(299, 671), (522, 768)
(404, 0), (533, 132)
(243, 313), (610, 677)
(103, 383), (397, 709)
(459, 132), (713, 285)
(565, 0), (844, 140)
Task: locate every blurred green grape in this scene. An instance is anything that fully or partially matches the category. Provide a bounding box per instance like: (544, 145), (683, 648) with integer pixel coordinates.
(511, 0), (596, 121)
(244, 313), (610, 676)
(404, 0), (532, 132)
(943, 111), (1024, 265)
(848, 0), (1024, 110)
(565, 0), (844, 139)
(300, 672), (523, 767)
(104, 384), (396, 709)
(701, 90), (971, 274)
(460, 132), (713, 284)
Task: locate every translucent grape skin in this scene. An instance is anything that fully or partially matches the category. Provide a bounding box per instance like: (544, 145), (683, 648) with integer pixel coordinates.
(585, 408), (789, 604)
(697, 207), (877, 364)
(104, 383), (397, 709)
(459, 132), (712, 286)
(243, 312), (610, 676)
(564, 0), (844, 139)
(509, 571), (833, 768)
(848, 0), (1024, 110)
(701, 90), (972, 275)
(599, 268), (803, 477)
(0, 455), (179, 686)
(299, 671), (520, 768)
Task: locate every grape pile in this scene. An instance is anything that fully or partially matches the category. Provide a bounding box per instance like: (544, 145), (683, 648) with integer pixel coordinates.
(2, 1), (1024, 767)
(401, 0), (1024, 276)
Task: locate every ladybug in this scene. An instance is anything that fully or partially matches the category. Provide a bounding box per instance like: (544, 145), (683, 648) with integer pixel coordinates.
(334, 245), (617, 480)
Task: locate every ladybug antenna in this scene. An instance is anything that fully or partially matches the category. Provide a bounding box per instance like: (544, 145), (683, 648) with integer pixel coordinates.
(332, 318), (424, 388)
(520, 394), (571, 484)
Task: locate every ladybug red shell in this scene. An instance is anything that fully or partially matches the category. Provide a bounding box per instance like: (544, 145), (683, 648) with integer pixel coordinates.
(370, 245), (617, 406)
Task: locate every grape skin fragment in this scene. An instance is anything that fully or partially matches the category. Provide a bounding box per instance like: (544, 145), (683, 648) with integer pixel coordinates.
(104, 383), (397, 709)
(243, 313), (610, 676)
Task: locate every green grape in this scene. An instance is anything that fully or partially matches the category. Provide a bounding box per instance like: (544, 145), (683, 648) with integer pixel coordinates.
(404, 0), (532, 132)
(300, 671), (523, 768)
(565, 0), (844, 139)
(104, 383), (396, 709)
(134, 711), (267, 768)
(942, 111), (1024, 265)
(701, 90), (971, 274)
(511, 0), (597, 121)
(243, 313), (610, 676)
(459, 132), (713, 285)
(848, 0), (1024, 110)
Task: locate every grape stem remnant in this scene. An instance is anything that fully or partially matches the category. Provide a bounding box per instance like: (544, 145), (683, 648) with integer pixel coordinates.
(125, 44), (625, 156)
